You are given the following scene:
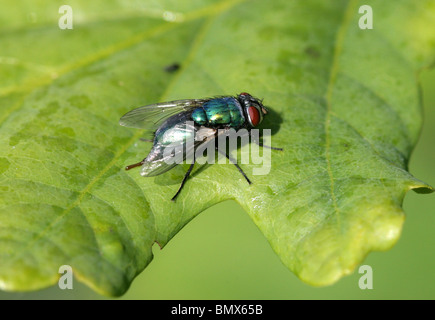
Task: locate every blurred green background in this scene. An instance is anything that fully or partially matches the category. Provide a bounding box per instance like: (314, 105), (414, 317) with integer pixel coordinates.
(0, 69), (434, 300)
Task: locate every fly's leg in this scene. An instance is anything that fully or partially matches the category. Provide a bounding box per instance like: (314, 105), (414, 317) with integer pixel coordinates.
(171, 161), (195, 201)
(250, 132), (283, 151)
(125, 159), (145, 171)
(256, 142), (283, 151)
(216, 147), (252, 185)
(126, 139), (152, 169)
(172, 133), (215, 201)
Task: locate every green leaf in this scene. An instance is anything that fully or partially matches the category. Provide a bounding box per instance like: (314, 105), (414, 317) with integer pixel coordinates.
(1, 0), (434, 296)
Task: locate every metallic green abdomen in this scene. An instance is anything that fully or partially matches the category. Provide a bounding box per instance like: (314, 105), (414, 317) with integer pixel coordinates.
(154, 112), (196, 146)
(191, 97), (245, 127)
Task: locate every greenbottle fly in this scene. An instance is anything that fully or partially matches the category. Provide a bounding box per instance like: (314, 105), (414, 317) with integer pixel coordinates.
(119, 92), (282, 201)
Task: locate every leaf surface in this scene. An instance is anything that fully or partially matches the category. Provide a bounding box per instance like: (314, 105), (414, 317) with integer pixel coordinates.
(0, 0), (434, 295)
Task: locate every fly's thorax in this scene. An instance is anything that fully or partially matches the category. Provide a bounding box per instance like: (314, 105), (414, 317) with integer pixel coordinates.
(237, 92), (267, 128)
(191, 108), (207, 125)
(191, 97), (245, 128)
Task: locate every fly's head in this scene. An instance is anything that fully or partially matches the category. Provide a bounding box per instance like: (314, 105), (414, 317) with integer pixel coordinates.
(238, 92), (268, 128)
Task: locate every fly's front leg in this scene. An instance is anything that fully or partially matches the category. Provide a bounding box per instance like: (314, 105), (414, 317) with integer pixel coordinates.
(249, 131), (283, 151)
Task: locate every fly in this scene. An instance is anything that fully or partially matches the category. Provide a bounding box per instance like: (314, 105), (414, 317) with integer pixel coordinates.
(119, 92), (282, 201)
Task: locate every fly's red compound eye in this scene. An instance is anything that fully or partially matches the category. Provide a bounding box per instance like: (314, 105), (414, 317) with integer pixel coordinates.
(248, 106), (260, 127)
(240, 92), (249, 96)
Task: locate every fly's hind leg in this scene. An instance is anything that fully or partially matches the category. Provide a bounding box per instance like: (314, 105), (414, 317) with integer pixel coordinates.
(126, 138), (153, 170)
(171, 161), (195, 202)
(125, 159), (146, 171)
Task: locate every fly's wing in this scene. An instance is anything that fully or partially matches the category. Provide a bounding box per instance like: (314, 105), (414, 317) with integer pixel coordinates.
(139, 144), (179, 177)
(140, 112), (197, 176)
(140, 124), (217, 177)
(119, 99), (208, 130)
(139, 141), (197, 177)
